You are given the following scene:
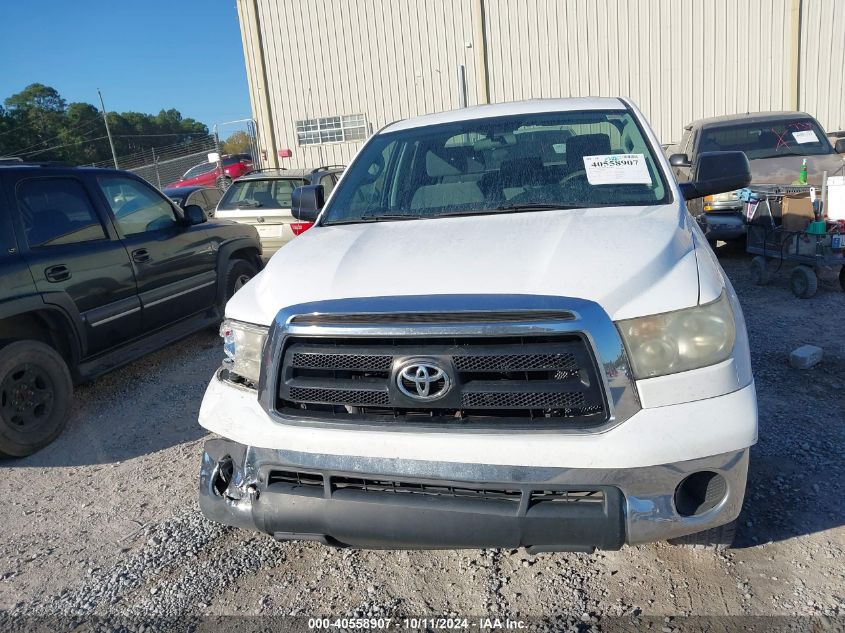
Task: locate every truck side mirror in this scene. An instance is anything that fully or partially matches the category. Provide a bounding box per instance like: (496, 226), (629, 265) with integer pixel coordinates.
(183, 204), (207, 225)
(679, 151), (751, 200)
(668, 153), (691, 167)
(835, 138), (845, 154)
(291, 184), (325, 222)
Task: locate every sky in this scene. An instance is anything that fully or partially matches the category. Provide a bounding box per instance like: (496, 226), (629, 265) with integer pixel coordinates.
(0, 0), (252, 132)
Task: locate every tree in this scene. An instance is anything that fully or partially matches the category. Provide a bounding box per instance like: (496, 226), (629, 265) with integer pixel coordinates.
(0, 84), (209, 164)
(222, 130), (252, 155)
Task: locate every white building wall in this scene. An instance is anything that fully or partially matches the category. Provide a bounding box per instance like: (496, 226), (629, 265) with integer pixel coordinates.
(238, 0), (844, 168)
(483, 0), (796, 143)
(799, 0), (845, 133)
(248, 0), (481, 168)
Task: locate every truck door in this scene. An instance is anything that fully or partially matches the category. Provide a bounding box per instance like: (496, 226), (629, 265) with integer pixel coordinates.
(94, 174), (217, 333)
(13, 174), (141, 357)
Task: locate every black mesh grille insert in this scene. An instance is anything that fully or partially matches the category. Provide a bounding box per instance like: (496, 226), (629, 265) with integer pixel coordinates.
(291, 352), (392, 371)
(461, 391), (585, 410)
(288, 387), (390, 406)
(454, 353), (578, 372)
(277, 334), (607, 428)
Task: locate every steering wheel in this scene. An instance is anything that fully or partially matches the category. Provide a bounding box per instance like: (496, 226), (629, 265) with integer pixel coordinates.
(562, 169), (588, 184)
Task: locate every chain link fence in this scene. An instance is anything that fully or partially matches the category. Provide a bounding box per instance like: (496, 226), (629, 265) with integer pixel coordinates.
(89, 134), (219, 189)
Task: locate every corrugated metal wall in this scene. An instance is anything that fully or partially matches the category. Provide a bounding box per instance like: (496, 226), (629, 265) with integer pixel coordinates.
(239, 0), (844, 167)
(483, 0), (796, 143)
(799, 0), (845, 133)
(248, 0), (481, 168)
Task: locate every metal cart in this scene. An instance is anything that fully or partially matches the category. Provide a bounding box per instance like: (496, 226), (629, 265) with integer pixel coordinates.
(745, 193), (845, 298)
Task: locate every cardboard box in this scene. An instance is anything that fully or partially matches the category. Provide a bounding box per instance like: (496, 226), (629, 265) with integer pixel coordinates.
(781, 193), (815, 232)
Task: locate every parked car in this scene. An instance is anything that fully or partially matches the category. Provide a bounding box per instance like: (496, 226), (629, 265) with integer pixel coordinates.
(0, 162), (263, 457)
(165, 154), (253, 190)
(198, 98), (756, 551)
(163, 185), (223, 217)
(667, 111), (845, 242)
(213, 165), (344, 259)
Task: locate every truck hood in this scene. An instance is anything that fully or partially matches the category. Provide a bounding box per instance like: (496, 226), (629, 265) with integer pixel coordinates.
(227, 204), (702, 325)
(749, 153), (845, 186)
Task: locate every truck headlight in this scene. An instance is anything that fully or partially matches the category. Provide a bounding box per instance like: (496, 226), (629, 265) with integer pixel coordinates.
(617, 292), (736, 379)
(220, 319), (268, 384)
(703, 190), (739, 211)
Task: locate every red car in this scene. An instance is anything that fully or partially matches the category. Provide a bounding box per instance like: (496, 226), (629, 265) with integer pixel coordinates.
(165, 154), (253, 189)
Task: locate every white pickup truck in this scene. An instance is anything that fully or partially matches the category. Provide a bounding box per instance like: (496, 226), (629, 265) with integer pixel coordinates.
(198, 98), (756, 552)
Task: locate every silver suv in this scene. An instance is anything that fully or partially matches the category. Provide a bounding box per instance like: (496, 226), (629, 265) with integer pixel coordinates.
(214, 166), (344, 259)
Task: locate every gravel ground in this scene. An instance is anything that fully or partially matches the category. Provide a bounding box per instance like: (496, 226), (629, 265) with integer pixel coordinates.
(0, 246), (843, 630)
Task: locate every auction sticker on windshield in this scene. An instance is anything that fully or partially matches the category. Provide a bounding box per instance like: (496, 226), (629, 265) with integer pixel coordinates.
(792, 130), (819, 144)
(583, 154), (652, 185)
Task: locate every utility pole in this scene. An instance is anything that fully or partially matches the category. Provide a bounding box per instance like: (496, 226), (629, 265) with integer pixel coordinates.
(98, 89), (119, 169)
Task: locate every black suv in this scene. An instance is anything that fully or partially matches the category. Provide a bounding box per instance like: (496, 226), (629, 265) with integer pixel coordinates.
(0, 161), (263, 457)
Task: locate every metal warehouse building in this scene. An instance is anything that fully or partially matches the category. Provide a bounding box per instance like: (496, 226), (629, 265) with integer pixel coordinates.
(236, 0), (845, 169)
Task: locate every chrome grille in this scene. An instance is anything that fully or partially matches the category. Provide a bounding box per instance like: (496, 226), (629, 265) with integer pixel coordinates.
(277, 335), (607, 429)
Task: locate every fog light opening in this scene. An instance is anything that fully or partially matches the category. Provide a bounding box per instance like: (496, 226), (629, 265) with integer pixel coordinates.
(212, 455), (234, 497)
(674, 471), (727, 517)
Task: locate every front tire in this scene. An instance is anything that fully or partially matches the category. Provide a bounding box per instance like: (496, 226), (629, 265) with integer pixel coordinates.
(667, 519), (738, 550)
(224, 259), (258, 302)
(0, 341), (73, 458)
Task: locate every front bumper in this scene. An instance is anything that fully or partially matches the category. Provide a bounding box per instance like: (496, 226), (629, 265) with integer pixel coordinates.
(199, 438), (749, 552)
(697, 208), (747, 241)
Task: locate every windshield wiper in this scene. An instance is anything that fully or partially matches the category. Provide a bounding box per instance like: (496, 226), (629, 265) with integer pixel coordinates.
(435, 203), (585, 218)
(234, 201), (263, 209)
(324, 214), (422, 225)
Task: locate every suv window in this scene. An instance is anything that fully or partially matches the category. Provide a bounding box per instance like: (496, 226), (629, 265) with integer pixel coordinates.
(217, 178), (307, 210)
(17, 178), (107, 248)
(97, 176), (179, 235)
(182, 162), (218, 179)
(324, 110), (671, 224)
(202, 188), (222, 209)
(320, 174), (336, 197)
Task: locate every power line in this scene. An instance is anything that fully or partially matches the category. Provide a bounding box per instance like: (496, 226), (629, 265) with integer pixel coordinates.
(19, 135), (109, 158)
(6, 117), (105, 156)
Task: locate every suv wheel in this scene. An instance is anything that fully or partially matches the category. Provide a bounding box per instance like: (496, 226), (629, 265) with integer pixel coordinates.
(0, 341), (73, 458)
(667, 519), (737, 550)
(224, 259), (258, 301)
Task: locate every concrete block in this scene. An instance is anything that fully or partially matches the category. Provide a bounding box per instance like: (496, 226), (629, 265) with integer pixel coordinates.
(789, 345), (823, 369)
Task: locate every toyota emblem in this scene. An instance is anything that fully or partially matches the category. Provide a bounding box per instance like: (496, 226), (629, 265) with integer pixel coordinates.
(396, 360), (451, 401)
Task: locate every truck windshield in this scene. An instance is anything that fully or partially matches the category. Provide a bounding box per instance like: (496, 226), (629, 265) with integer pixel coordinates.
(698, 119), (834, 160)
(321, 109), (671, 225)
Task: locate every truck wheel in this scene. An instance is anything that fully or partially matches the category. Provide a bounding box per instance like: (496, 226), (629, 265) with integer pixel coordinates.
(790, 266), (817, 298)
(749, 256), (771, 285)
(0, 341), (73, 458)
(667, 519), (737, 550)
(224, 259), (258, 301)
